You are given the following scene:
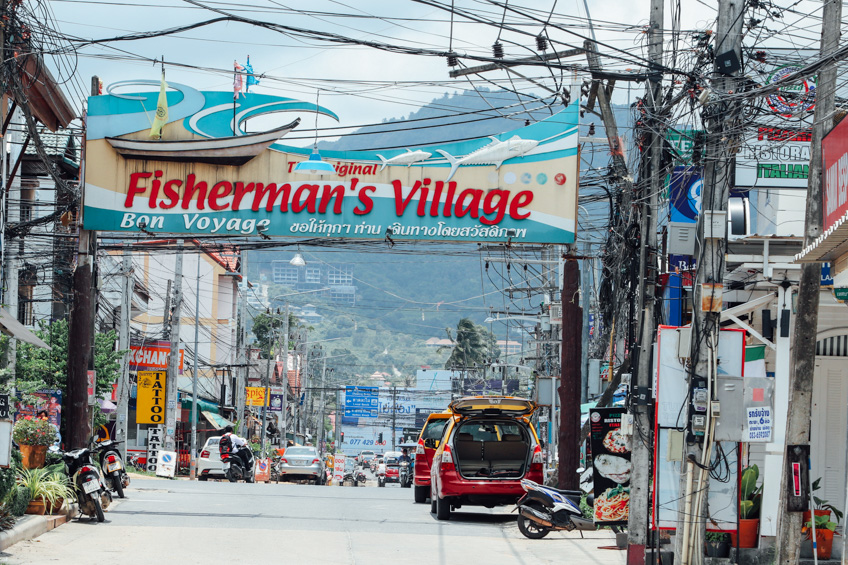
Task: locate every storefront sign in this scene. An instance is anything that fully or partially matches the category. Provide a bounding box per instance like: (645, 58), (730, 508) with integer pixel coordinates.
(589, 407), (631, 525)
(0, 395), (8, 420)
(245, 387), (268, 407)
(129, 344), (184, 371)
(822, 111), (848, 230)
(146, 425), (163, 472)
(833, 287), (848, 302)
(136, 371), (167, 424)
(87, 370), (96, 406)
(83, 86), (579, 244)
(15, 389), (61, 430)
(333, 454), (346, 484)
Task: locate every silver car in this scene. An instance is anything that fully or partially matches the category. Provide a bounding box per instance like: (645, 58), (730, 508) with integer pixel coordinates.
(276, 446), (324, 484)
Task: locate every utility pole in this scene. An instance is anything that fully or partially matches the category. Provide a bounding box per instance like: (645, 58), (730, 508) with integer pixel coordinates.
(674, 2), (744, 564)
(557, 258), (581, 490)
(190, 249), (201, 479)
(774, 1), (841, 562)
(628, 0), (663, 561)
(164, 240), (184, 452)
(116, 244), (132, 461)
(281, 302), (289, 446)
(235, 252), (247, 435)
(66, 77), (100, 450)
(580, 252), (591, 404)
(391, 386), (398, 451)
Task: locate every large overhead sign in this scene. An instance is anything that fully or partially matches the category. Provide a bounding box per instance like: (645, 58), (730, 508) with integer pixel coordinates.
(83, 84), (579, 244)
(822, 111), (848, 231)
(736, 53), (816, 189)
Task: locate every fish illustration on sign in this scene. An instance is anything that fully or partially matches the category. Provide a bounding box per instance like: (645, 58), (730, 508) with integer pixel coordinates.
(436, 135), (539, 181)
(376, 149), (433, 171)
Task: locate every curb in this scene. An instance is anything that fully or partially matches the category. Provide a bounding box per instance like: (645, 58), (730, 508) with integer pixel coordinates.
(0, 496), (123, 551)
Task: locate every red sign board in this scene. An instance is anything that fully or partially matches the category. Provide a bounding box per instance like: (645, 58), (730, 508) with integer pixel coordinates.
(822, 116), (848, 230)
(129, 344), (184, 371)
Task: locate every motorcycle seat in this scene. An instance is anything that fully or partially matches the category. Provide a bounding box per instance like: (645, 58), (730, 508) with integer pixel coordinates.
(543, 486), (593, 507)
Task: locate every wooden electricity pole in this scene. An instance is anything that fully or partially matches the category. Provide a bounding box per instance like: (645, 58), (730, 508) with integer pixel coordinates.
(627, 0), (663, 561)
(558, 258), (582, 490)
(675, 2), (744, 564)
(774, 1), (842, 562)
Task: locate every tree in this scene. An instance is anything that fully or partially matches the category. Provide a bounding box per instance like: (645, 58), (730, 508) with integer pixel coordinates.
(251, 311), (300, 358)
(444, 318), (501, 370)
(14, 319), (124, 398)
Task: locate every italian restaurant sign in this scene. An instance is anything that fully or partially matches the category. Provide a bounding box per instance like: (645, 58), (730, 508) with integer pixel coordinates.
(83, 85), (579, 244)
(823, 109), (848, 230)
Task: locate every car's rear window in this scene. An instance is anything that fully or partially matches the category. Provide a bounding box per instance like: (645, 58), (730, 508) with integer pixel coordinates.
(458, 422), (524, 441)
(205, 438), (220, 446)
(386, 457), (399, 466)
(286, 447), (316, 456)
(421, 418), (449, 440)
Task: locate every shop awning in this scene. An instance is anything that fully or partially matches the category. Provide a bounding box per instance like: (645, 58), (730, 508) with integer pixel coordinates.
(201, 411), (233, 430)
(180, 395), (219, 413)
(0, 308), (50, 349)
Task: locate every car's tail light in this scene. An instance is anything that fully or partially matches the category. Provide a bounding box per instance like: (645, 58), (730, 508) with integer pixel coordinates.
(416, 439), (425, 455)
(107, 455), (117, 463)
(312, 459), (320, 464)
(530, 445), (543, 472)
(201, 450), (209, 459)
(280, 458), (288, 464)
(440, 446), (455, 471)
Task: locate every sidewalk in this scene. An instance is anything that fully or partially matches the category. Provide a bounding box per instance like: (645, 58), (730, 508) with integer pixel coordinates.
(0, 498), (122, 552)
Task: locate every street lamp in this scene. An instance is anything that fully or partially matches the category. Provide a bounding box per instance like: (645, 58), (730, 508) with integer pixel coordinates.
(290, 253), (307, 267)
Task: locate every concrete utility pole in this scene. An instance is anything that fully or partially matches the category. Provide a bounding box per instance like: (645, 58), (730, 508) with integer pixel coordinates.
(391, 386), (398, 451)
(116, 244), (132, 461)
(675, 2), (744, 564)
(67, 76), (101, 450)
(628, 0), (663, 561)
(281, 302), (289, 445)
(190, 250), (201, 479)
(164, 240), (184, 452)
(774, 1), (842, 562)
(558, 258), (581, 490)
(235, 252), (247, 435)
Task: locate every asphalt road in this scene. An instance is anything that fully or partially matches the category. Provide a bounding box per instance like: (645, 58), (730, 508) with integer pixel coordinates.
(2, 474), (626, 565)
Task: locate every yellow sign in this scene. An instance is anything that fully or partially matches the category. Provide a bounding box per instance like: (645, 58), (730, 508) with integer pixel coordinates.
(245, 387), (268, 407)
(136, 371), (167, 424)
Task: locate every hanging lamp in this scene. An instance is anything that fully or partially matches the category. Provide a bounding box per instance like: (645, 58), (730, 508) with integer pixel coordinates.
(293, 90), (335, 175)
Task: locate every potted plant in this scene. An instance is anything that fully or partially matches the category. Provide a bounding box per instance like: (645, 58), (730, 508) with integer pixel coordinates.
(705, 531), (731, 557)
(12, 417), (55, 469)
(803, 478), (844, 524)
(17, 468), (73, 515)
(804, 514), (839, 560)
(738, 464), (762, 548)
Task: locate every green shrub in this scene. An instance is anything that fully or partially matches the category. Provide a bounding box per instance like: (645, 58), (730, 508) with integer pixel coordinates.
(9, 485), (30, 516)
(0, 466), (15, 501)
(0, 503), (16, 531)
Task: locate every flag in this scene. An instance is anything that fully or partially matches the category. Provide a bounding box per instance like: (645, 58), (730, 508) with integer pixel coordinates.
(233, 60), (245, 100)
(744, 345), (767, 379)
(149, 72), (169, 138)
(244, 56), (260, 92)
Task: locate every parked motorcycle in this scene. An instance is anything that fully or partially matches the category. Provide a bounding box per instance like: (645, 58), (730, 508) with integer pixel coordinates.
(59, 445), (112, 522)
(353, 469), (367, 487)
(515, 479), (594, 539)
(92, 439), (129, 498)
(399, 461), (411, 488)
(220, 444), (255, 483)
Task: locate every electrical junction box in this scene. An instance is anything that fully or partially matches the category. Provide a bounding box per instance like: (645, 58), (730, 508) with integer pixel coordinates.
(668, 222), (697, 255)
(702, 210), (727, 239)
(620, 414), (634, 436)
(676, 327), (692, 359)
(713, 375), (775, 442)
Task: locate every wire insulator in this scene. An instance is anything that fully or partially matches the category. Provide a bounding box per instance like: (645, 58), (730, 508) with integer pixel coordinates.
(536, 34), (548, 51)
(446, 52), (459, 67)
(492, 42), (504, 59)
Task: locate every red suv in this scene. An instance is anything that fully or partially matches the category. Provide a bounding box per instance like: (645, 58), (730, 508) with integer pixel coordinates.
(413, 411), (452, 503)
(430, 397), (544, 520)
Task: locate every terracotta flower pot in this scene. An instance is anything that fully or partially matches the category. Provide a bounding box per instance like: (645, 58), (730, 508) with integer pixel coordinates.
(25, 499), (46, 515)
(738, 518), (760, 548)
(19, 444), (47, 469)
(802, 508), (830, 524)
(809, 527), (835, 560)
(46, 497), (65, 515)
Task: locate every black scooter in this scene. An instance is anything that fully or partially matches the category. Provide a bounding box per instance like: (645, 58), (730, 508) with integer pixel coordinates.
(92, 439), (129, 498)
(220, 444), (255, 483)
(58, 445), (112, 522)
